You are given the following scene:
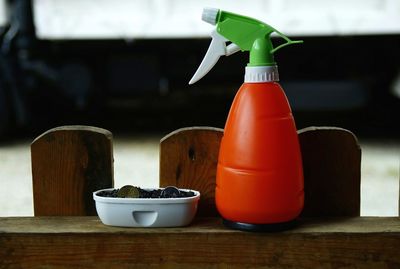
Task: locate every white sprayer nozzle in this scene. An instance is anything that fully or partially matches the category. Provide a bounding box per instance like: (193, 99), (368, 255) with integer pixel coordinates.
(202, 8), (219, 25)
(189, 30), (228, 85)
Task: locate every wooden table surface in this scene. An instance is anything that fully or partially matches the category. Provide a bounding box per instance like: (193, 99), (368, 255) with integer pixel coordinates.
(1, 217), (399, 269)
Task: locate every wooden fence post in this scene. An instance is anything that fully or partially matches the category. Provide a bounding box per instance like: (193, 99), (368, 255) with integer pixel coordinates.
(160, 127), (223, 217)
(298, 126), (361, 217)
(31, 126), (114, 216)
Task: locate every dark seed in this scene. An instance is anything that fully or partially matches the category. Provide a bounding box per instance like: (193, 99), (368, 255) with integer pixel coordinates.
(117, 185), (139, 198)
(160, 186), (181, 198)
(97, 186), (195, 198)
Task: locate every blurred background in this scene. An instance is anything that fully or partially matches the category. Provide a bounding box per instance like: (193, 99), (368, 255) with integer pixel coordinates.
(0, 0), (399, 216)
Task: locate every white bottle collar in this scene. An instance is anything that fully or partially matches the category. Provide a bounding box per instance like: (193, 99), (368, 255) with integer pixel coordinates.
(244, 66), (279, 83)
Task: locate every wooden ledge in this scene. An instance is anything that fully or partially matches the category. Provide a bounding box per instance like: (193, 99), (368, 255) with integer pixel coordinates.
(1, 217), (399, 268)
(0, 217), (399, 234)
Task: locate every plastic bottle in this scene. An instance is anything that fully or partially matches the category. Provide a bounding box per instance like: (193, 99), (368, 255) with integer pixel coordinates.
(190, 8), (304, 231)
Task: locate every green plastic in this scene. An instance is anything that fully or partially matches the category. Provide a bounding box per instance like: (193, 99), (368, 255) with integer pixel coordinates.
(216, 10), (302, 66)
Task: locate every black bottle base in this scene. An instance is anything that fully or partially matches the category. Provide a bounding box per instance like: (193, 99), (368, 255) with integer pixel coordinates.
(222, 218), (298, 232)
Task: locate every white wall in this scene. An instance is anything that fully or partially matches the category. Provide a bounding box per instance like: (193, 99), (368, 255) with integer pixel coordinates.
(0, 0), (8, 27)
(29, 0), (400, 39)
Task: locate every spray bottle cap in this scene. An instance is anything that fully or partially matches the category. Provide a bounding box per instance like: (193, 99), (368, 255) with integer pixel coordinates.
(189, 8), (302, 84)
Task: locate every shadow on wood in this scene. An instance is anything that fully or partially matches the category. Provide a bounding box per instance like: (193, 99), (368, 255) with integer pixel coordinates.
(299, 127), (361, 217)
(31, 126), (114, 216)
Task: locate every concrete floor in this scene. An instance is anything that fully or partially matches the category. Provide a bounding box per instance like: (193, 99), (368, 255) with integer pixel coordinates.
(0, 135), (398, 217)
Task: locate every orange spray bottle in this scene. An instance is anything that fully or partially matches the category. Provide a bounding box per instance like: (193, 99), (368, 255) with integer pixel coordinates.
(190, 8), (304, 231)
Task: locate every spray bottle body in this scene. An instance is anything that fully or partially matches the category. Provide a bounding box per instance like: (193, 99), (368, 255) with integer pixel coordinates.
(189, 8), (305, 226)
(216, 81), (304, 224)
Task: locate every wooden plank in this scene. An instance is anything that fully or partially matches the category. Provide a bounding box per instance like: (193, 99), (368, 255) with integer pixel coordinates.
(298, 127), (361, 217)
(0, 217), (399, 269)
(31, 126), (114, 216)
(159, 127), (223, 217)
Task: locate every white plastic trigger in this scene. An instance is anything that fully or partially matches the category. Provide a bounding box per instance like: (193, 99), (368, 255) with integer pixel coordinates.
(226, 43), (241, 56)
(189, 30), (240, 85)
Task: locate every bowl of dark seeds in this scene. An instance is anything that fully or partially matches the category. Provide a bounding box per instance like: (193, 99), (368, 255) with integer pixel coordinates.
(93, 185), (200, 227)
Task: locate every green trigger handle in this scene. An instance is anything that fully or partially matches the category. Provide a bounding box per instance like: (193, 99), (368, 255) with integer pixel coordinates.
(270, 31), (303, 54)
(189, 8), (303, 83)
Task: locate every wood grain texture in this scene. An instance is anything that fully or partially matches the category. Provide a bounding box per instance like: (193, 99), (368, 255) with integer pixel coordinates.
(298, 127), (361, 217)
(159, 127), (223, 217)
(31, 126), (114, 216)
(0, 217), (399, 269)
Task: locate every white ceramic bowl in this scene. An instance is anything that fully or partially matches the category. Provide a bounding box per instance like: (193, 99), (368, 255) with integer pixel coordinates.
(93, 188), (200, 227)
